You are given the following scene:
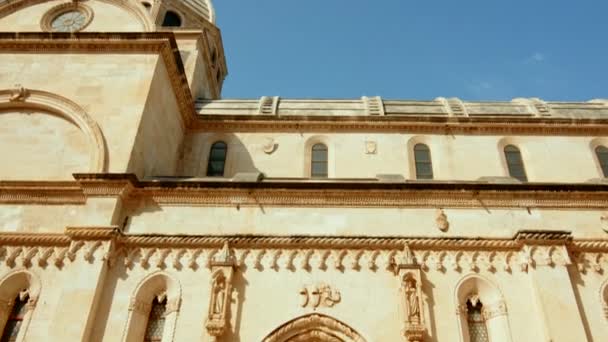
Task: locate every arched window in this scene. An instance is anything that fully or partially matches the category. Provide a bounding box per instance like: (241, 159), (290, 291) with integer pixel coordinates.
(161, 11), (181, 27)
(466, 298), (489, 342)
(207, 141), (227, 177)
(311, 143), (328, 178)
(413, 143), (433, 179)
(142, 2), (151, 11)
(144, 297), (167, 342)
(504, 145), (527, 182)
(595, 145), (608, 177)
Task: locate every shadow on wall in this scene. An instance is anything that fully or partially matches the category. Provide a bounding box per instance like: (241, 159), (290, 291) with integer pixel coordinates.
(179, 132), (261, 178)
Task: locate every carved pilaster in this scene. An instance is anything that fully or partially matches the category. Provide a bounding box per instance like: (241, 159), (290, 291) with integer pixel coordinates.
(205, 242), (237, 341)
(396, 245), (425, 342)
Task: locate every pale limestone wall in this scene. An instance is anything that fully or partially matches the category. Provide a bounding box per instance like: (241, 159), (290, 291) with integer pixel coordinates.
(572, 271), (608, 341)
(0, 110), (89, 180)
(181, 132), (603, 181)
(0, 53), (160, 176)
(124, 206), (608, 240)
(0, 198), (121, 233)
(127, 58), (184, 178)
(0, 0), (145, 32)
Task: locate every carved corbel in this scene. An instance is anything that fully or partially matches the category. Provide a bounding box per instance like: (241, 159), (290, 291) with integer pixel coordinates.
(205, 242), (237, 341)
(396, 245), (425, 342)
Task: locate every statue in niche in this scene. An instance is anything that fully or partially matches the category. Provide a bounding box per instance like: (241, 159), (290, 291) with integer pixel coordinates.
(404, 277), (420, 323)
(211, 276), (226, 318)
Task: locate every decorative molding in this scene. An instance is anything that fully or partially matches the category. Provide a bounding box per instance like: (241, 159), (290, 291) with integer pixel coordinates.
(262, 313), (366, 342)
(8, 84), (28, 102)
(482, 300), (508, 320)
(192, 115), (608, 136)
(4, 174), (608, 208)
(0, 88), (107, 173)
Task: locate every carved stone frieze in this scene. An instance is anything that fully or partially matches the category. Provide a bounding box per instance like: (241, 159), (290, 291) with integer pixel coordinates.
(299, 283), (341, 309)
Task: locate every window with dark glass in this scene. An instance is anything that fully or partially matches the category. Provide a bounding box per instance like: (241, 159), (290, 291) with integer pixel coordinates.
(466, 299), (489, 342)
(161, 11), (181, 27)
(0, 293), (28, 342)
(504, 145), (527, 182)
(595, 145), (608, 177)
(311, 143), (328, 178)
(144, 297), (167, 342)
(413, 144), (433, 179)
(206, 141), (227, 177)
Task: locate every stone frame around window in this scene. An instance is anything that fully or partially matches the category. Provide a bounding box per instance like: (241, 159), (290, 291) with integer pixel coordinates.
(40, 2), (94, 33)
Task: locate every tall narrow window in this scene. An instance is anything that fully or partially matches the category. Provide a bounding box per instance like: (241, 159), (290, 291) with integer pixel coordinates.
(466, 299), (489, 342)
(595, 145), (608, 177)
(311, 144), (328, 178)
(144, 297), (167, 342)
(504, 145), (527, 182)
(207, 141), (227, 177)
(1, 293), (29, 342)
(413, 144), (433, 179)
(161, 11), (181, 27)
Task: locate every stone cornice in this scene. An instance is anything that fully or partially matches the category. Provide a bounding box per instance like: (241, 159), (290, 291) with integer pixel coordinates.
(192, 115), (608, 135)
(0, 32), (196, 128)
(1, 229), (607, 273)
(3, 174), (608, 208)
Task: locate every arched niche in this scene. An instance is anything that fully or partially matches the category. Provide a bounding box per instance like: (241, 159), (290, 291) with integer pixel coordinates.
(0, 270), (41, 341)
(455, 274), (513, 342)
(122, 272), (181, 342)
(262, 313), (367, 342)
(0, 88), (106, 179)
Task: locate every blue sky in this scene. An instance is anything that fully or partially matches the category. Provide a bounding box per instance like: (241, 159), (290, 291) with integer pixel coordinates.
(213, 1), (607, 101)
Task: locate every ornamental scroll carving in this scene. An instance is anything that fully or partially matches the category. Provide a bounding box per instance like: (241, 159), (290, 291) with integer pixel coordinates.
(299, 283), (341, 309)
(205, 242), (237, 340)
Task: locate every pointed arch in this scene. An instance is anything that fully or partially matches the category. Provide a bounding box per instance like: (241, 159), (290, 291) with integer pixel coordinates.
(454, 274), (512, 342)
(122, 272), (181, 342)
(0, 270), (41, 342)
(262, 313), (366, 342)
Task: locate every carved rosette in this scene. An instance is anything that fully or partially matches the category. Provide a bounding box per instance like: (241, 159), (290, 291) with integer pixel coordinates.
(205, 242), (237, 339)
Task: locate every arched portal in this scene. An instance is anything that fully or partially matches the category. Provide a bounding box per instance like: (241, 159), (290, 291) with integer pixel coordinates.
(262, 313), (366, 342)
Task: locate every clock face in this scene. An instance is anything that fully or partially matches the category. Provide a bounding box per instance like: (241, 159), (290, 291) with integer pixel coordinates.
(50, 10), (87, 32)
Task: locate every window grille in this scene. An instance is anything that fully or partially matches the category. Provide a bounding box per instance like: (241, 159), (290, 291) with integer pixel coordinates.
(413, 144), (433, 179)
(144, 298), (167, 342)
(595, 145), (608, 177)
(504, 145), (527, 182)
(466, 299), (489, 342)
(311, 144), (328, 178)
(207, 141), (227, 177)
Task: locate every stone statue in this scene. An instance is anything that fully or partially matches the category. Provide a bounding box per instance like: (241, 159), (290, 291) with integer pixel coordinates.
(404, 278), (420, 323)
(212, 277), (226, 317)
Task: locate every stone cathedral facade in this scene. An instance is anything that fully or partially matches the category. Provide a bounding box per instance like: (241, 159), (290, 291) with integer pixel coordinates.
(1, 1), (608, 341)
